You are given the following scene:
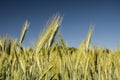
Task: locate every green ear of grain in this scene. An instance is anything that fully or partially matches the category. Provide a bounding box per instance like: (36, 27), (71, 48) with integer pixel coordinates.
(79, 25), (94, 50)
(86, 25), (94, 49)
(36, 15), (63, 54)
(47, 16), (63, 48)
(19, 20), (29, 44)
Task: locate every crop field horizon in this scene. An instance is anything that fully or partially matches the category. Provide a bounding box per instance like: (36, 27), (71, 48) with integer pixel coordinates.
(0, 15), (120, 80)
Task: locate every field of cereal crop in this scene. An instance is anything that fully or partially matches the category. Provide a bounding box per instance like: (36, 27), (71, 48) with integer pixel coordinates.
(0, 15), (120, 80)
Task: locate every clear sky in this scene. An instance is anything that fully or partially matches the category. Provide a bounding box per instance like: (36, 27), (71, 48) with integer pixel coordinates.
(0, 0), (120, 50)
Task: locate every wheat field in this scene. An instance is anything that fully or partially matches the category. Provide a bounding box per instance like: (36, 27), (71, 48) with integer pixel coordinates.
(0, 15), (120, 80)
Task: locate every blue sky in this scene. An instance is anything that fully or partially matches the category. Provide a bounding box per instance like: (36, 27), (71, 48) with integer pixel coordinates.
(0, 0), (120, 50)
